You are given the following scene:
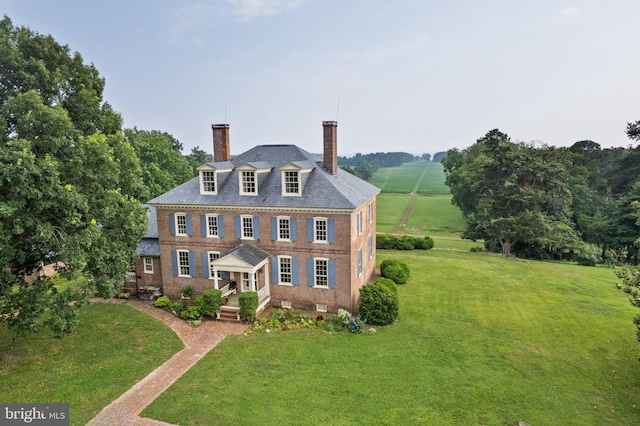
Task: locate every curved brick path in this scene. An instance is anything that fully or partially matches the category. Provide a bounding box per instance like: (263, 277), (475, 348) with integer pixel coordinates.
(87, 299), (247, 426)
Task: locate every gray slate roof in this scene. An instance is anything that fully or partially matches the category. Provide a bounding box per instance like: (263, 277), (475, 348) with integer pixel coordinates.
(222, 243), (270, 266)
(148, 145), (380, 210)
(136, 205), (159, 256)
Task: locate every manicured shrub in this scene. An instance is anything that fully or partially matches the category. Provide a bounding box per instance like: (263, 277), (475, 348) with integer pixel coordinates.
(375, 277), (397, 294)
(383, 264), (409, 284)
(358, 281), (398, 326)
(414, 236), (434, 250)
(181, 286), (193, 298)
(397, 236), (415, 250)
(239, 291), (259, 321)
(376, 234), (394, 249)
(194, 289), (222, 317)
(155, 296), (171, 307)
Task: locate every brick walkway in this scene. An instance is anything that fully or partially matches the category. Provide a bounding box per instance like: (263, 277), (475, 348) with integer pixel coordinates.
(86, 299), (247, 426)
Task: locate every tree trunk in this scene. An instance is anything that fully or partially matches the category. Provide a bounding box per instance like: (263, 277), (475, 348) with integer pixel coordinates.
(499, 238), (515, 257)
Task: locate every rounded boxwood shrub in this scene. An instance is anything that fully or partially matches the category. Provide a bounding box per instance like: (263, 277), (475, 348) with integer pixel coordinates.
(358, 281), (398, 326)
(380, 259), (410, 284)
(374, 277), (397, 294)
(414, 236), (434, 250)
(239, 291), (259, 321)
(195, 289), (222, 317)
(383, 264), (409, 284)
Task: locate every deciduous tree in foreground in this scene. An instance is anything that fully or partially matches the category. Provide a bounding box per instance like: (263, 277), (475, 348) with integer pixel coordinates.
(0, 16), (147, 337)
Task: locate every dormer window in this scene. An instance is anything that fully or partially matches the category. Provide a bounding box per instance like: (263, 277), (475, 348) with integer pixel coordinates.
(201, 171), (216, 193)
(284, 171), (299, 195)
(241, 171), (256, 195)
(197, 163), (231, 195)
(280, 162), (312, 196)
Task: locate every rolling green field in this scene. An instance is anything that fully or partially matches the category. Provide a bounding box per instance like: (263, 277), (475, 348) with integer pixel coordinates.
(143, 250), (640, 425)
(416, 162), (450, 195)
(369, 161), (429, 194)
(376, 194), (412, 233)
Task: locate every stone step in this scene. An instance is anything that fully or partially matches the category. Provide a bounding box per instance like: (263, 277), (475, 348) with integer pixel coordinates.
(217, 310), (240, 322)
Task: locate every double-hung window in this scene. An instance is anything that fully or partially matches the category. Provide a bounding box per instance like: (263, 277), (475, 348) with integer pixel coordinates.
(356, 211), (363, 236)
(315, 218), (327, 242)
(284, 171), (299, 194)
(368, 202), (373, 224)
(177, 250), (190, 277)
(144, 257), (153, 274)
(314, 259), (328, 287)
(207, 215), (218, 237)
(279, 217), (290, 241)
(357, 248), (363, 277)
(368, 234), (373, 259)
(242, 216), (254, 239)
(241, 171), (256, 195)
(208, 252), (221, 279)
(176, 213), (188, 236)
(279, 256), (292, 284)
(201, 171), (215, 193)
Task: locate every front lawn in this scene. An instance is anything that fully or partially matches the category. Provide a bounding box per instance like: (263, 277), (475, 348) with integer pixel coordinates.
(142, 250), (640, 425)
(0, 303), (183, 425)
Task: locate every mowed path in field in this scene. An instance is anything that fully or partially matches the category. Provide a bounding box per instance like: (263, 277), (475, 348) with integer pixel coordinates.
(390, 162), (430, 234)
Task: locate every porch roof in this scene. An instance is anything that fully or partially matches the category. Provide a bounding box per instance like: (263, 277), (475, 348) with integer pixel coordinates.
(222, 243), (270, 266)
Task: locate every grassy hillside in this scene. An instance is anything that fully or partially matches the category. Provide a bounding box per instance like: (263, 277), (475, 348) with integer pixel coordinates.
(143, 250), (640, 425)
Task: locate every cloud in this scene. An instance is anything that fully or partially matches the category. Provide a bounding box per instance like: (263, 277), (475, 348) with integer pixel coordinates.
(227, 0), (304, 21)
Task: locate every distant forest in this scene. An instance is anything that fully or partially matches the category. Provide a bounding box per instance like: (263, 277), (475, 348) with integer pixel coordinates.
(337, 151), (448, 181)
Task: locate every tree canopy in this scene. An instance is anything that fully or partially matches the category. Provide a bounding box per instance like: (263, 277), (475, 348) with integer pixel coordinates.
(443, 129), (577, 256)
(0, 16), (147, 337)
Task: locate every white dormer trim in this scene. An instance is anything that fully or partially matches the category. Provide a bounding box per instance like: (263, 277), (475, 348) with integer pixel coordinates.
(197, 163), (233, 195)
(280, 162), (313, 197)
(237, 163), (272, 196)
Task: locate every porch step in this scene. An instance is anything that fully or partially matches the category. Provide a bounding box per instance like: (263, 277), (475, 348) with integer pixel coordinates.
(217, 309), (240, 322)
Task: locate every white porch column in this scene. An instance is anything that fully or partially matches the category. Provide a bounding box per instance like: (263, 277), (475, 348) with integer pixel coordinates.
(213, 269), (219, 290)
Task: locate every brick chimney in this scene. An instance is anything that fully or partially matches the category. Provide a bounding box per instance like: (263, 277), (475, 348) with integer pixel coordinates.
(322, 121), (338, 174)
(212, 124), (230, 162)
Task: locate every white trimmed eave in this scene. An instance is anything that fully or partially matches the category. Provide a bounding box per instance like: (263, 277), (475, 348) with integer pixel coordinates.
(147, 203), (356, 215)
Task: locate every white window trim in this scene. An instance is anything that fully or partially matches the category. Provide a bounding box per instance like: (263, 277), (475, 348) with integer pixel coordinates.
(277, 216), (291, 242)
(281, 170), (301, 196)
(199, 170), (217, 194)
(239, 170), (258, 196)
(313, 257), (329, 288)
(281, 300), (292, 309)
(177, 249), (191, 278)
(357, 247), (363, 277)
(368, 202), (373, 224)
(143, 257), (153, 274)
(313, 217), (328, 244)
(368, 234), (373, 259)
(316, 304), (328, 313)
(205, 213), (220, 238)
(278, 255), (293, 285)
(241, 214), (254, 240)
(207, 251), (222, 279)
(356, 211), (363, 236)
(175, 213), (188, 237)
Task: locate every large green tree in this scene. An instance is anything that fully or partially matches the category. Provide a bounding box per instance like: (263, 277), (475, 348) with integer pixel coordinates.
(0, 16), (147, 337)
(124, 128), (195, 202)
(443, 129), (577, 256)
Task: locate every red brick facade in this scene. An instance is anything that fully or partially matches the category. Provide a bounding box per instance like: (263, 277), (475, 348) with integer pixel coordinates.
(153, 198), (376, 313)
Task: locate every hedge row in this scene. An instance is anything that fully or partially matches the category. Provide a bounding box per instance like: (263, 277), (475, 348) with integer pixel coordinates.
(377, 234), (434, 250)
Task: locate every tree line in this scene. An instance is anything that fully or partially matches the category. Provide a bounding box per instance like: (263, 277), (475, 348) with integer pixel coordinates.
(443, 127), (640, 262)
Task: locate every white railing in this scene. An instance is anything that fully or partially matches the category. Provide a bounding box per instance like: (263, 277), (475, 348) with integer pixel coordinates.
(126, 272), (136, 283)
(258, 285), (270, 302)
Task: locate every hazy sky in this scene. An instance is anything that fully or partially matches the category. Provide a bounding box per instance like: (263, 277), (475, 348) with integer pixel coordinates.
(3, 0), (639, 156)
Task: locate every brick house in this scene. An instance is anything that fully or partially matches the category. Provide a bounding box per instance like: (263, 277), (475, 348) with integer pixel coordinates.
(132, 121), (380, 315)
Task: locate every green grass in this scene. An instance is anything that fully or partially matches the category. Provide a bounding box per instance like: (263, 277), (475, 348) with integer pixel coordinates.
(416, 162), (450, 195)
(406, 194), (466, 237)
(0, 303), (183, 425)
(376, 194), (411, 232)
(369, 161), (430, 194)
(142, 250), (640, 425)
